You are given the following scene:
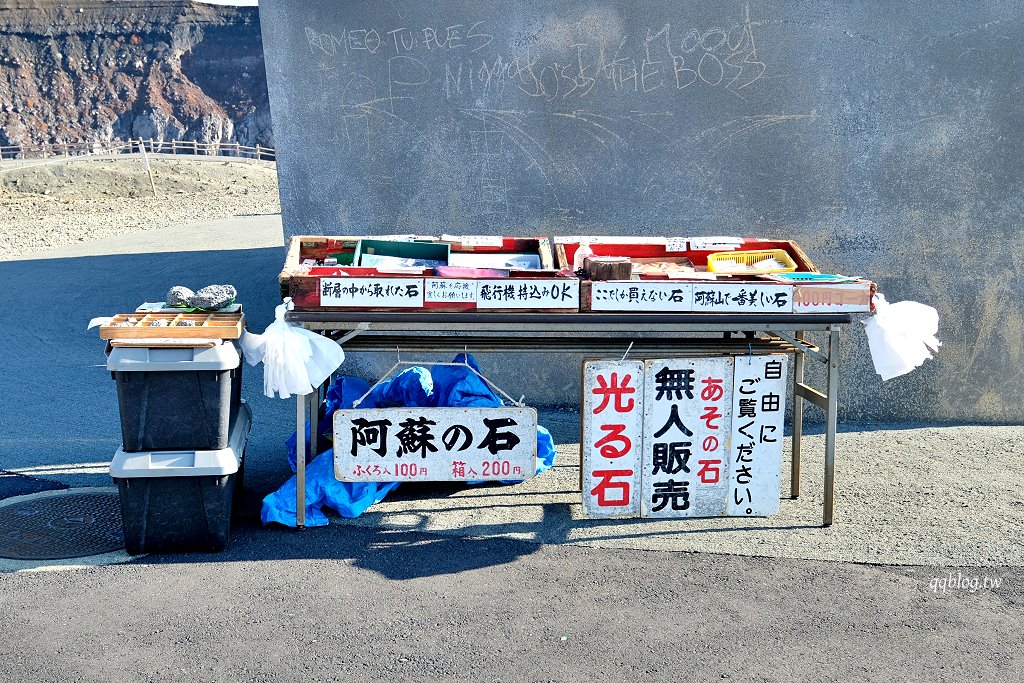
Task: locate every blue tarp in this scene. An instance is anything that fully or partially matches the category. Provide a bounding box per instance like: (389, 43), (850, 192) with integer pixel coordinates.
(262, 354), (556, 527)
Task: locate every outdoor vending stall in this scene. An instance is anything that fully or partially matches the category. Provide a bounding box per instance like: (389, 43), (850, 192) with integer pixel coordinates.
(277, 233), (876, 528)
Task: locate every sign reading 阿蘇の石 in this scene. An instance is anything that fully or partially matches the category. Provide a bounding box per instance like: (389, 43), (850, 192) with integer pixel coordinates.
(334, 407), (537, 482)
(581, 360), (644, 517)
(580, 354), (787, 519)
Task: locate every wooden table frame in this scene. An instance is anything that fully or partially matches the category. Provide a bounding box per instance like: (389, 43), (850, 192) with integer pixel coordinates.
(285, 311), (851, 528)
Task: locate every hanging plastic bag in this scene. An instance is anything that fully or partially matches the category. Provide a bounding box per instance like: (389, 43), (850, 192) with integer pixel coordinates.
(240, 298), (345, 398)
(862, 293), (940, 381)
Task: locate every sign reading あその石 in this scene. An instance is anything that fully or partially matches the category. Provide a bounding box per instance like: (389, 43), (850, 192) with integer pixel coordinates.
(581, 355), (788, 519)
(334, 407), (537, 482)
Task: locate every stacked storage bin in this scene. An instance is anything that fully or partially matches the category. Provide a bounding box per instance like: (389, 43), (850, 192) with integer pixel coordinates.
(107, 343), (250, 554)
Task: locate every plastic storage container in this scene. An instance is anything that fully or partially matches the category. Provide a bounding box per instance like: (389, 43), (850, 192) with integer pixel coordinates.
(108, 342), (242, 452)
(111, 401), (251, 554)
(706, 249), (798, 274)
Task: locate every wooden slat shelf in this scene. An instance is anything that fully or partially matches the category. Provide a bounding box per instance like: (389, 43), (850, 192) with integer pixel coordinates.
(98, 312), (244, 340)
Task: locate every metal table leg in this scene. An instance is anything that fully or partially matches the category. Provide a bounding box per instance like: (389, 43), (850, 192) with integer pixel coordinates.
(296, 393), (306, 529)
(823, 324), (841, 527)
(790, 331), (805, 499)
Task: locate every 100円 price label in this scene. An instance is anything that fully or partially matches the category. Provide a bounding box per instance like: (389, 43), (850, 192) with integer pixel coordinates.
(333, 407), (538, 482)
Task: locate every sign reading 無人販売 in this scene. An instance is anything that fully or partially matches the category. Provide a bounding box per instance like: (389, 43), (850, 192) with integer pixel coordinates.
(642, 357), (733, 518)
(581, 360), (644, 517)
(581, 354), (788, 519)
(333, 407), (537, 482)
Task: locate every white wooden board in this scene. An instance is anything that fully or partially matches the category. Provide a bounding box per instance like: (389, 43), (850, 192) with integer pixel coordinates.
(589, 282), (694, 312)
(690, 283), (793, 313)
(641, 357), (735, 518)
(792, 283), (872, 313)
(727, 355), (788, 516)
(425, 278), (477, 303)
(475, 279), (579, 309)
(320, 277), (425, 307)
(581, 360), (645, 518)
(334, 407), (537, 482)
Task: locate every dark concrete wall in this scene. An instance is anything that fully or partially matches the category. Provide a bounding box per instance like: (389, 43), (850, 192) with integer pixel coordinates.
(259, 0), (1024, 423)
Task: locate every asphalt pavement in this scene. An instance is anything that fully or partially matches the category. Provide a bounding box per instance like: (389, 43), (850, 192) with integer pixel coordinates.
(0, 216), (1020, 681)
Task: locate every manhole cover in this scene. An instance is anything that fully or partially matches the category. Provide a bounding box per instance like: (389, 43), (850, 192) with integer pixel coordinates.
(0, 491), (123, 560)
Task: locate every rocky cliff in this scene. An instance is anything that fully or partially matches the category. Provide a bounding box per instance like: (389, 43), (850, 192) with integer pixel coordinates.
(0, 0), (271, 148)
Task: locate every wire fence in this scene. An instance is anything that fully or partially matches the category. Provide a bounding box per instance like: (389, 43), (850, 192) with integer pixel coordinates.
(0, 139), (276, 166)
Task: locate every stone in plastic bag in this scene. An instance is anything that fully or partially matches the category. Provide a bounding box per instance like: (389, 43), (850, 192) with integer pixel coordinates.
(166, 286), (194, 308)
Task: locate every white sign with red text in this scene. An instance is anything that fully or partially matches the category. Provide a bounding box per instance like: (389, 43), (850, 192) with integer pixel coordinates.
(581, 361), (644, 518)
(642, 357), (734, 518)
(580, 355), (787, 519)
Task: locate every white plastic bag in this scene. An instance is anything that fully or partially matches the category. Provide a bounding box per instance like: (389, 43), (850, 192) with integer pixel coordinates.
(862, 293), (940, 381)
(240, 298), (345, 398)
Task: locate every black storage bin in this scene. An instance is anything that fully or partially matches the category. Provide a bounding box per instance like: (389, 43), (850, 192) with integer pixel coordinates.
(108, 343), (241, 452)
(111, 402), (250, 555)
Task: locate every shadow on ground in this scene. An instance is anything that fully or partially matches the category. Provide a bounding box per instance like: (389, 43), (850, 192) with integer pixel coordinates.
(143, 513), (544, 580)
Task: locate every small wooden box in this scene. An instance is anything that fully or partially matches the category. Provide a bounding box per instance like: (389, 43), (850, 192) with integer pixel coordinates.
(280, 235), (577, 312)
(554, 236), (872, 314)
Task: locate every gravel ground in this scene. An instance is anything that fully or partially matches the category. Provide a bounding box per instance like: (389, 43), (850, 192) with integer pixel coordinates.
(335, 421), (1024, 567)
(0, 157), (280, 260)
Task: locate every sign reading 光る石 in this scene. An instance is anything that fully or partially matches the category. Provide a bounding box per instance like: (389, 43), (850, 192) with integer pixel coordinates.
(582, 360), (644, 517)
(334, 407), (537, 482)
